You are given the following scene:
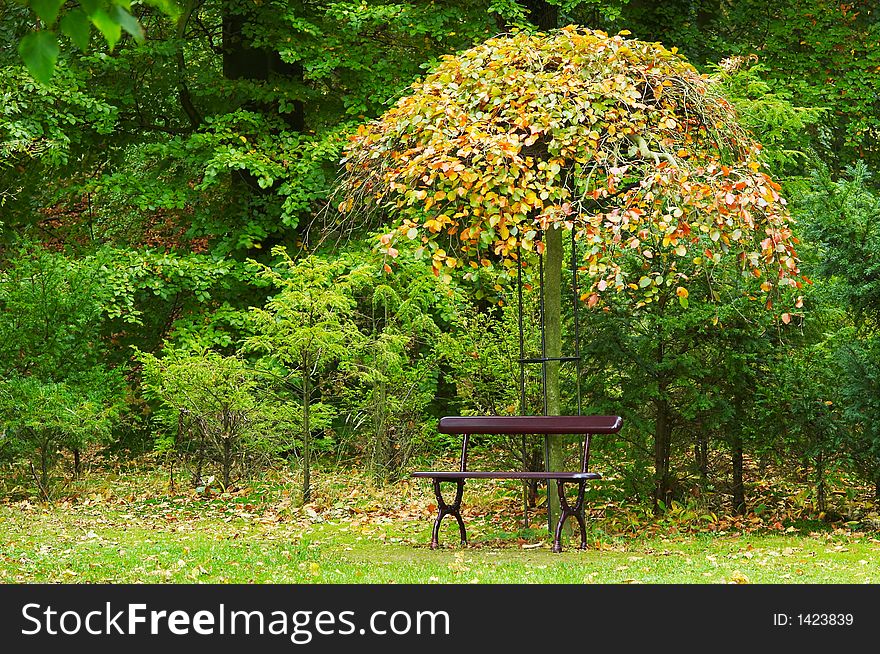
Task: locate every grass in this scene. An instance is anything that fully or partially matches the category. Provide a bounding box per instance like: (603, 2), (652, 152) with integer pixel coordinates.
(1, 463), (878, 584)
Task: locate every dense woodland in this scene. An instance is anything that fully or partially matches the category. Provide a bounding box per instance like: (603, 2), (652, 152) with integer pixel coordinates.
(1, 0), (879, 526)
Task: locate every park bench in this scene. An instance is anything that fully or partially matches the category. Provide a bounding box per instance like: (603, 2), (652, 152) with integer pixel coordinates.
(413, 415), (623, 552)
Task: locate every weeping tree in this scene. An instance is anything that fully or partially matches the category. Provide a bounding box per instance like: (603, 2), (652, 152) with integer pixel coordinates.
(337, 27), (800, 527)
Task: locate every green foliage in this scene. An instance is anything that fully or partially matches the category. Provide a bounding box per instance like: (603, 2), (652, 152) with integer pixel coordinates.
(0, 246), (109, 378)
(0, 64), (117, 168)
(715, 61), (825, 178)
(1, 1), (508, 255)
(798, 162), (880, 328)
(246, 248), (365, 376)
(0, 246), (127, 497)
(340, 247), (451, 480)
(245, 247), (365, 500)
(119, 111), (350, 247)
(0, 372), (124, 498)
(94, 247), (240, 326)
(835, 335), (880, 488)
(18, 31), (60, 84)
(16, 0), (176, 83)
(2, 0), (880, 521)
(794, 162), (880, 494)
(137, 347), (280, 488)
(612, 0), (880, 171)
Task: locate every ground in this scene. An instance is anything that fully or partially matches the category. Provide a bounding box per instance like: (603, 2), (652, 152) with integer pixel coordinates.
(1, 460), (878, 584)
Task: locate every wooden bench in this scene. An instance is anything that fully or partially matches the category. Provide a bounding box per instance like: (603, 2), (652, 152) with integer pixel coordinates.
(413, 415), (623, 552)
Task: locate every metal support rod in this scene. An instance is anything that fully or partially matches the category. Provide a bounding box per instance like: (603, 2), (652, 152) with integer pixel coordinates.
(571, 228), (583, 416)
(517, 247), (526, 414)
(538, 249), (548, 416)
(459, 434), (470, 472)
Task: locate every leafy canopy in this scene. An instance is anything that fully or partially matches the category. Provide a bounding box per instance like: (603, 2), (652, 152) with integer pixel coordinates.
(339, 27), (801, 310)
(17, 0), (179, 84)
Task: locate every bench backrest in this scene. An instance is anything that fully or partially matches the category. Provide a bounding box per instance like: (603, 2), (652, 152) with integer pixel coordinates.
(438, 415), (623, 474)
(439, 415), (623, 435)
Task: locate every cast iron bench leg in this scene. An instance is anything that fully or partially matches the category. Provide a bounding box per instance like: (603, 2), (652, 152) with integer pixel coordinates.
(552, 480), (588, 553)
(430, 478), (467, 549)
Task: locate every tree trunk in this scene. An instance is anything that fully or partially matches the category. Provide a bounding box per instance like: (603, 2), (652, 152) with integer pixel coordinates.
(544, 225), (567, 537)
(302, 367), (312, 504)
(651, 298), (674, 513)
(731, 434), (746, 515)
(526, 1), (560, 536)
(373, 380), (392, 481)
(222, 3), (304, 209)
(193, 435), (204, 488)
(176, 0), (202, 128)
(694, 432), (708, 478)
(222, 434), (232, 489)
(73, 447), (81, 479)
(816, 450), (826, 514)
(527, 446), (542, 507)
(222, 8), (304, 129)
(875, 474), (880, 502)
(524, 0), (558, 30)
(652, 393), (672, 512)
(36, 432), (52, 501)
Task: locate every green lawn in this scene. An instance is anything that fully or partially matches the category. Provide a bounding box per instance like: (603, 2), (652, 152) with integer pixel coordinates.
(1, 467), (877, 584)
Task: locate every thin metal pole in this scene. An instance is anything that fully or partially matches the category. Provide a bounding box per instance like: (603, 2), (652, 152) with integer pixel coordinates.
(517, 248), (527, 415)
(538, 249), (547, 415)
(571, 228), (582, 416)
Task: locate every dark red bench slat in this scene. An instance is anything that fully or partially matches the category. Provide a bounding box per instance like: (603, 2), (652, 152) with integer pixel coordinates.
(438, 415), (622, 435)
(412, 471), (601, 480)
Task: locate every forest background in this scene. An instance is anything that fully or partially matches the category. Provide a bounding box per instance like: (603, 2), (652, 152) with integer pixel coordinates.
(1, 1), (880, 583)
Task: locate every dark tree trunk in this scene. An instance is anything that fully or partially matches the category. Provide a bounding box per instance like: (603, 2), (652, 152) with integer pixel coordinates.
(177, 1), (202, 128)
(33, 433), (53, 501)
(222, 9), (304, 130)
(222, 435), (232, 489)
(192, 425), (205, 488)
(694, 432), (708, 477)
(875, 475), (880, 502)
(73, 447), (81, 479)
(731, 434), (746, 515)
(652, 394), (673, 512)
(524, 0), (558, 30)
(527, 447), (542, 507)
(816, 450), (826, 513)
(222, 2), (305, 216)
